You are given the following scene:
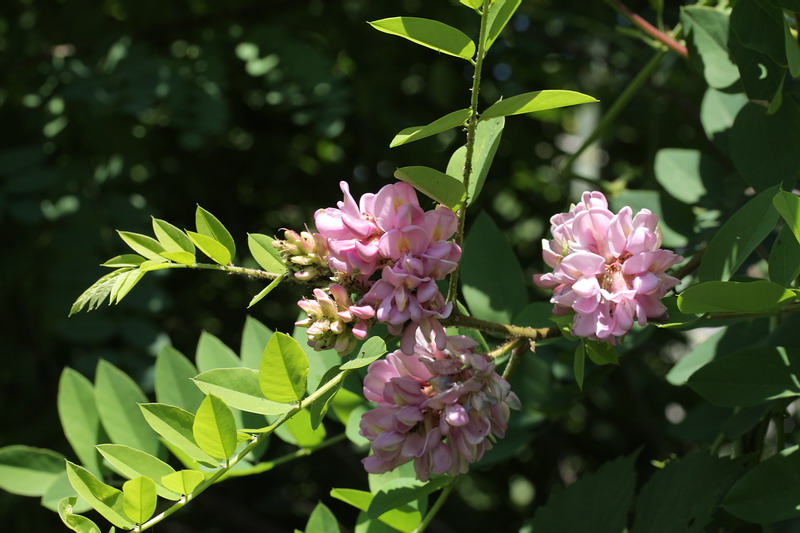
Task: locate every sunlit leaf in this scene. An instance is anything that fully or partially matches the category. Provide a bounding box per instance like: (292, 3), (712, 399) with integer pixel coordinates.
(340, 337), (387, 370)
(0, 445), (65, 497)
(306, 501), (339, 533)
(482, 90), (597, 120)
(58, 368), (103, 474)
(187, 231), (232, 265)
(96, 444), (180, 501)
(193, 368), (294, 415)
(247, 233), (287, 274)
(195, 205), (236, 259)
(139, 403), (217, 465)
(116, 231), (167, 262)
(248, 273), (284, 308)
(155, 345), (204, 413)
(486, 0), (522, 50)
(394, 166), (465, 210)
(240, 316), (274, 370)
(193, 394), (238, 461)
(330, 488), (422, 532)
(196, 331), (242, 373)
(259, 332), (309, 404)
(152, 217), (195, 265)
(390, 109), (470, 148)
(122, 477), (157, 525)
(69, 268), (131, 316)
(161, 470), (205, 496)
(447, 116), (504, 204)
(65, 462), (134, 530)
(58, 497), (101, 533)
(368, 17), (476, 61)
(100, 255), (146, 268)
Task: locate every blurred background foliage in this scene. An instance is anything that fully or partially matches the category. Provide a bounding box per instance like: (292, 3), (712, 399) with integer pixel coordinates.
(0, 0), (767, 530)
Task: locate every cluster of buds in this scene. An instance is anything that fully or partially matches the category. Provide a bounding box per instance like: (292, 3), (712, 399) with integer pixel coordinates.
(360, 332), (520, 481)
(534, 191), (682, 342)
(295, 284), (374, 354)
(272, 229), (329, 281)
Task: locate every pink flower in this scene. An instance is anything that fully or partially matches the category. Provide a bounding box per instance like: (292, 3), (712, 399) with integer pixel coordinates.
(534, 191), (682, 342)
(295, 284), (374, 355)
(360, 332), (520, 481)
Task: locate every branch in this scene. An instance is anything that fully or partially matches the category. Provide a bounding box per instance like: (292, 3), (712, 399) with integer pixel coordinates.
(608, 0), (688, 58)
(442, 310), (560, 341)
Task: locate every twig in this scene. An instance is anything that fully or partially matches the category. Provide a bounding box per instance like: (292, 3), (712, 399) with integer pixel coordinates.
(607, 0), (688, 57)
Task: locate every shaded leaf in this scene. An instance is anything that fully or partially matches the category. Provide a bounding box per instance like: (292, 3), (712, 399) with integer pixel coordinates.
(58, 368), (103, 474)
(678, 280), (796, 314)
(773, 191), (800, 244)
(58, 497), (101, 533)
(306, 501), (340, 533)
(273, 409), (327, 448)
(155, 345), (204, 413)
(240, 316), (274, 370)
(769, 224), (800, 286)
(681, 7), (739, 89)
(196, 331), (242, 373)
(0, 445), (65, 497)
(574, 343), (585, 390)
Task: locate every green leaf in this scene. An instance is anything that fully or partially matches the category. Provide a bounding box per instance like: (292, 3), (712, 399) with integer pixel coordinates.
(96, 444), (179, 501)
(394, 166), (465, 210)
(773, 191), (800, 244)
(94, 360), (161, 457)
(771, 0), (800, 11)
(345, 405), (371, 448)
(116, 231), (166, 261)
(240, 316), (274, 370)
(274, 409), (327, 448)
(681, 7), (740, 89)
(700, 88), (748, 151)
(730, 104), (800, 191)
(247, 233), (287, 274)
(58, 497), (101, 533)
(461, 211), (528, 324)
(585, 341), (619, 366)
(100, 255), (146, 268)
(195, 205), (236, 259)
(152, 217), (195, 261)
(187, 231), (231, 265)
(330, 488), (422, 532)
(58, 368), (103, 474)
(368, 17), (476, 61)
(482, 90), (597, 120)
(108, 268), (145, 304)
(248, 273), (285, 308)
(43, 473), (90, 513)
(666, 329), (726, 386)
(698, 185), (780, 282)
(458, 0), (482, 9)
(446, 116), (504, 204)
(368, 477), (450, 519)
(193, 368), (294, 415)
(193, 394), (238, 461)
(688, 346), (800, 406)
(486, 0), (521, 50)
(155, 345), (204, 413)
(574, 343), (585, 390)
(160, 470), (205, 496)
(308, 366), (343, 430)
(196, 331), (242, 373)
(729, 32), (786, 104)
(723, 445), (800, 523)
(306, 501), (339, 533)
(528, 452), (638, 533)
(122, 477), (157, 524)
(65, 462), (134, 530)
(259, 332), (309, 404)
(654, 149), (717, 204)
(160, 250), (195, 265)
(678, 280), (796, 314)
(769, 224), (800, 286)
(340, 337), (387, 370)
(631, 454), (747, 533)
(139, 404), (217, 465)
(609, 190), (688, 248)
(731, 0), (786, 65)
(0, 445), (65, 497)
(785, 16), (800, 78)
(390, 109), (470, 148)
(69, 268), (132, 316)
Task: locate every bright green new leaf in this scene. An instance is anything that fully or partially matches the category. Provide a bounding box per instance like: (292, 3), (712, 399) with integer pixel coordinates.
(160, 250), (195, 265)
(688, 346), (800, 406)
(773, 191), (800, 244)
(394, 166), (465, 210)
(458, 0), (482, 9)
(0, 445), (65, 497)
(368, 477), (450, 519)
(769, 225), (800, 286)
(528, 452), (638, 533)
(481, 90), (597, 120)
(698, 185), (780, 282)
(446, 116), (504, 204)
(100, 254), (146, 268)
(247, 233), (287, 274)
(65, 462), (134, 530)
(116, 231), (167, 262)
(631, 454), (747, 533)
(330, 488), (422, 532)
(96, 444), (179, 501)
(368, 17), (476, 61)
(654, 149), (716, 204)
(187, 230), (232, 265)
(193, 394), (238, 461)
(677, 280), (796, 314)
(122, 477), (157, 524)
(196, 331), (242, 373)
(58, 368), (103, 474)
(390, 109), (470, 148)
(193, 368), (294, 415)
(340, 337), (387, 370)
(195, 205), (236, 259)
(241, 316), (274, 370)
(274, 409), (327, 448)
(461, 211), (528, 324)
(723, 445), (800, 523)
(259, 332), (309, 404)
(486, 0), (522, 50)
(585, 341), (619, 366)
(152, 217), (195, 261)
(574, 343), (586, 390)
(681, 7), (740, 89)
(58, 497), (101, 533)
(109, 268), (145, 304)
(69, 268), (132, 316)
(94, 360), (161, 457)
(155, 345), (204, 413)
(306, 501), (339, 533)
(139, 403), (217, 465)
(248, 273), (284, 308)
(161, 470), (205, 496)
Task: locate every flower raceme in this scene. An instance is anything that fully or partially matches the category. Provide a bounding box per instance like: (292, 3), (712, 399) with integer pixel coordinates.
(359, 332), (520, 481)
(534, 191), (682, 342)
(293, 180), (461, 355)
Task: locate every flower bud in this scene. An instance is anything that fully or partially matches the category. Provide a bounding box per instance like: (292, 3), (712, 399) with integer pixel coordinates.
(273, 229), (330, 282)
(294, 284), (374, 356)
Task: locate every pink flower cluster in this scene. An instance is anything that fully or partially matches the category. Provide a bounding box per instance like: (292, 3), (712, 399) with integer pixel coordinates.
(309, 181), (461, 354)
(534, 191), (682, 342)
(360, 332), (519, 481)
